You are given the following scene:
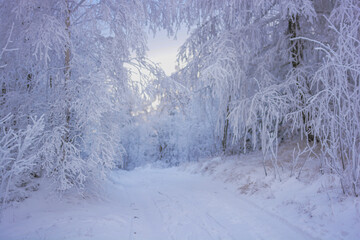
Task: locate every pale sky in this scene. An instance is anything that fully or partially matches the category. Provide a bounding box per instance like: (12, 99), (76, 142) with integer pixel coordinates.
(147, 28), (188, 76)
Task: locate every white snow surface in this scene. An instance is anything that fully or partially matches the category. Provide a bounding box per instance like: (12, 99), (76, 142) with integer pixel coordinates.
(1, 147), (360, 240)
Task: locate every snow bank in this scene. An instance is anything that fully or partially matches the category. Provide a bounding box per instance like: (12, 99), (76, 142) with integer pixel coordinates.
(181, 141), (360, 239)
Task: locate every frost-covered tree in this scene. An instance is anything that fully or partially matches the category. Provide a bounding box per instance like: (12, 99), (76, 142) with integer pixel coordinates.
(1, 0), (359, 199)
(0, 0), (168, 199)
(171, 0), (360, 195)
(174, 0), (315, 172)
(298, 0), (360, 195)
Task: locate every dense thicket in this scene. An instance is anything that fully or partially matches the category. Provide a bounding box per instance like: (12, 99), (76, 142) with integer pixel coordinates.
(148, 0), (360, 195)
(0, 0), (169, 203)
(0, 0), (359, 204)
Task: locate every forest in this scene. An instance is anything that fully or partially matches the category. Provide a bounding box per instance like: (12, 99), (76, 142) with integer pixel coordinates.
(0, 0), (359, 238)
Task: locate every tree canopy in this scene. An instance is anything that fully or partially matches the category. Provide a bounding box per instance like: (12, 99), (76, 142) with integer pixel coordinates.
(0, 0), (359, 202)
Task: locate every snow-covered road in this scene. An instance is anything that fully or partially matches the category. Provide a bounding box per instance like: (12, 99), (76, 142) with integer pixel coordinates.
(0, 167), (316, 240)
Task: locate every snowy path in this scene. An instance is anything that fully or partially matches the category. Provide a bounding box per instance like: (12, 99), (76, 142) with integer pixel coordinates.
(0, 167), (316, 240)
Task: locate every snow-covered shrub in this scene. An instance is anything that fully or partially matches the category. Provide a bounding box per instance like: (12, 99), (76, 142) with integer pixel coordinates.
(0, 115), (44, 204)
(153, 105), (217, 165)
(120, 117), (159, 169)
(230, 82), (293, 177)
(39, 125), (85, 191)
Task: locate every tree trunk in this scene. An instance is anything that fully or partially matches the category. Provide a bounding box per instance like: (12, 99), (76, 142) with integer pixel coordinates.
(222, 96), (231, 153)
(288, 15), (314, 142)
(62, 0), (71, 161)
(289, 15), (302, 69)
(1, 82), (5, 107)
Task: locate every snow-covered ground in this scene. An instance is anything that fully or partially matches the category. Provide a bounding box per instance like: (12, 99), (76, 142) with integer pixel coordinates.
(181, 142), (360, 240)
(1, 143), (359, 240)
